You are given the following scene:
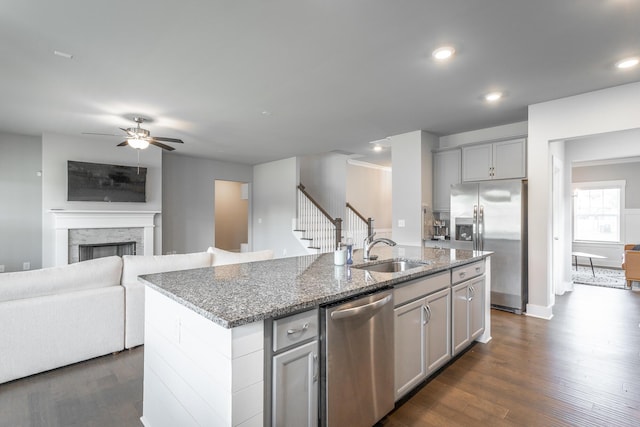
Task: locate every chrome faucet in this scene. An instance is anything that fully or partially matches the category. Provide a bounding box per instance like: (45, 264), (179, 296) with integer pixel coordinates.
(363, 232), (397, 261)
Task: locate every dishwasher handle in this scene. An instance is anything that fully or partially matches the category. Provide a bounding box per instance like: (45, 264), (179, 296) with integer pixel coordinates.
(330, 294), (392, 320)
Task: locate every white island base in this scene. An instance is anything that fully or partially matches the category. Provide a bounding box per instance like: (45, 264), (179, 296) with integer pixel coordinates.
(140, 253), (492, 427)
(141, 288), (265, 427)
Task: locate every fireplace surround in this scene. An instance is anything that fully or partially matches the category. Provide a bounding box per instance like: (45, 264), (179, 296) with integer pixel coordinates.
(50, 210), (159, 266)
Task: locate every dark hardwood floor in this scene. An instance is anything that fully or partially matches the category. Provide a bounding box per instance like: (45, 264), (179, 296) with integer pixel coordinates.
(382, 284), (640, 426)
(0, 347), (143, 427)
(1, 284), (638, 427)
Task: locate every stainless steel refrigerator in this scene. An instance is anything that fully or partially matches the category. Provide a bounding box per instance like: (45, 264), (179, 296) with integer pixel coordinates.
(450, 179), (528, 313)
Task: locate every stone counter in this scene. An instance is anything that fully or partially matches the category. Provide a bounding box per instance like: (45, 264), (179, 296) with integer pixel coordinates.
(140, 245), (490, 328)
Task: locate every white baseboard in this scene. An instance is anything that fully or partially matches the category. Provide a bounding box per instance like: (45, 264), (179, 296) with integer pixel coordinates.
(525, 303), (554, 320)
(476, 333), (492, 344)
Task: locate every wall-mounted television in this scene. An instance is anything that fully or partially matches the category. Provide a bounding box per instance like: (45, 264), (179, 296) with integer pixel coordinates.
(67, 161), (147, 202)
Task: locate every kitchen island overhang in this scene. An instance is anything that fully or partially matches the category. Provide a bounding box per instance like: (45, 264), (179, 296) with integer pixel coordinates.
(139, 246), (492, 427)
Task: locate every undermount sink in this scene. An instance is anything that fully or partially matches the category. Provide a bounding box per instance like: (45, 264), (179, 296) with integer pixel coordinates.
(353, 259), (429, 273)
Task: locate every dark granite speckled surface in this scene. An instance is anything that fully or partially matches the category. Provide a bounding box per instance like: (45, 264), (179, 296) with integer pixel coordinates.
(139, 245), (490, 329)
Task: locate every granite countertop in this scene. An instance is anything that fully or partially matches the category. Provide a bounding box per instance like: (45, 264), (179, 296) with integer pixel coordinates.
(139, 245), (491, 329)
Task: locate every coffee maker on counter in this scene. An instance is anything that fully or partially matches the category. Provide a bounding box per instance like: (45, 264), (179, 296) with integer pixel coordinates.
(433, 220), (448, 240)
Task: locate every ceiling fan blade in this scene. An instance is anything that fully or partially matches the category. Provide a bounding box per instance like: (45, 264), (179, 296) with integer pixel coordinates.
(82, 132), (122, 137)
(120, 127), (135, 135)
(117, 141), (129, 147)
(149, 140), (175, 151)
(152, 136), (184, 144)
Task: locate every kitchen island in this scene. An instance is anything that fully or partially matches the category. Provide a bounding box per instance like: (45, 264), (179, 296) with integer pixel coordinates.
(139, 246), (491, 427)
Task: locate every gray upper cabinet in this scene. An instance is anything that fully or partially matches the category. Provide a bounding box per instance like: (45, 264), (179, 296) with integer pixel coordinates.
(462, 138), (526, 182)
(433, 149), (461, 211)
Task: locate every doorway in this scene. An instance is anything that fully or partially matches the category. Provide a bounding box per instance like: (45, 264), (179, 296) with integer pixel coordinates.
(214, 180), (249, 252)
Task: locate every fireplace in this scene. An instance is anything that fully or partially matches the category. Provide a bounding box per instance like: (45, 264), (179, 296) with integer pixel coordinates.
(50, 210), (159, 266)
(79, 241), (137, 262)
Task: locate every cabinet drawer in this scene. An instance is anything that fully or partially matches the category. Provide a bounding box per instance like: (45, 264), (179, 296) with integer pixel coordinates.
(394, 271), (449, 307)
(451, 261), (485, 285)
(273, 308), (318, 352)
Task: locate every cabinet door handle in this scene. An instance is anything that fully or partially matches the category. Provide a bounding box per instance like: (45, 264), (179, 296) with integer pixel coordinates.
(287, 322), (309, 335)
(467, 286), (474, 302)
(424, 305), (432, 325)
(312, 353), (318, 382)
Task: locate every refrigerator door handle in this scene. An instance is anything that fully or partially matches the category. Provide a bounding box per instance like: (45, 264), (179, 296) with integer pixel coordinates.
(473, 205), (478, 251)
(479, 205), (484, 251)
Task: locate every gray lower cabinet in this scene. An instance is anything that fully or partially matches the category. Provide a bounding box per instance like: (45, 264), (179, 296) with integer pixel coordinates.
(394, 287), (451, 400)
(425, 288), (452, 375)
(452, 276), (485, 356)
(272, 340), (319, 427)
(271, 308), (319, 427)
(469, 276), (485, 341)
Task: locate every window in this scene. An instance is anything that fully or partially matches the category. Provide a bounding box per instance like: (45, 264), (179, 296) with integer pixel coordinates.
(572, 181), (625, 243)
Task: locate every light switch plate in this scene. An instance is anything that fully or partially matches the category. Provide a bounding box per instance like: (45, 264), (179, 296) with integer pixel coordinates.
(398, 219), (405, 227)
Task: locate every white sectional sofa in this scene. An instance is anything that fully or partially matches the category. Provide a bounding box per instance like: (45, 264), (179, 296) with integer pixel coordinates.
(0, 256), (125, 384)
(0, 247), (274, 384)
(121, 252), (213, 349)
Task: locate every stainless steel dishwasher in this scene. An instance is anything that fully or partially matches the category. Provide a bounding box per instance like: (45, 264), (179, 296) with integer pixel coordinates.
(320, 290), (394, 427)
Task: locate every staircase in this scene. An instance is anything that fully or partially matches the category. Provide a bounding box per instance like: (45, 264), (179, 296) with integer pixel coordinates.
(345, 202), (374, 249)
(294, 184), (342, 254)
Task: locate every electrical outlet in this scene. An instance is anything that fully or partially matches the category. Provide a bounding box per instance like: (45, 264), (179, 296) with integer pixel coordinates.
(23, 262), (30, 270)
(0, 265), (4, 273)
(398, 219), (405, 227)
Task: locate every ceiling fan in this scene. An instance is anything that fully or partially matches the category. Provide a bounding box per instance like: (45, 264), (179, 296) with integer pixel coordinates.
(84, 116), (184, 151)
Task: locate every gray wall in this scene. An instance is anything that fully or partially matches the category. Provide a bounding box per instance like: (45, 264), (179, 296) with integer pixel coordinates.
(41, 133), (163, 267)
(252, 157), (307, 258)
(572, 161), (640, 209)
(299, 153), (348, 220)
(162, 154), (253, 254)
(346, 162), (392, 229)
(0, 133), (42, 272)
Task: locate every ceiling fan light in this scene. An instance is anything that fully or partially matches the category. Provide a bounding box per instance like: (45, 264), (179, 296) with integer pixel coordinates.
(128, 138), (149, 149)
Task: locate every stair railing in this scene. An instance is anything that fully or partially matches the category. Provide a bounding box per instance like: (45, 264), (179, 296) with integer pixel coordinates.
(345, 202), (374, 249)
(297, 184), (342, 253)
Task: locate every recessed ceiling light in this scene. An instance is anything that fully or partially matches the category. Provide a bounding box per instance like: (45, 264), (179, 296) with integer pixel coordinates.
(373, 145), (383, 152)
(369, 137), (392, 148)
(432, 46), (455, 61)
(261, 110), (272, 116)
(484, 92), (503, 102)
(616, 57), (639, 69)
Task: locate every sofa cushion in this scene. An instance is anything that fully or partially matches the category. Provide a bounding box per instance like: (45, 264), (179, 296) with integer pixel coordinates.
(121, 252), (213, 286)
(0, 256), (123, 303)
(207, 247), (274, 266)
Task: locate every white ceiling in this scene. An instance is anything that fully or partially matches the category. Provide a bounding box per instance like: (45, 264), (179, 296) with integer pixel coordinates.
(1, 0), (639, 165)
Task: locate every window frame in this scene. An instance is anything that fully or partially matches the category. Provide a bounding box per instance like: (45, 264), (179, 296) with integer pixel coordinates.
(571, 180), (626, 244)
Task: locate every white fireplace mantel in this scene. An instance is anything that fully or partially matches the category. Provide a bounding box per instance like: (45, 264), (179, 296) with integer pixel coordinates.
(49, 210), (159, 266)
